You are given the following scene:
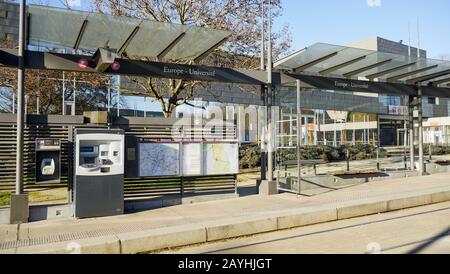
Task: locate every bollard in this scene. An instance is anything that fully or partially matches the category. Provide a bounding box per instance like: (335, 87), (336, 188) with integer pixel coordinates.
(346, 149), (350, 172)
(376, 147), (380, 171)
(429, 143), (432, 161)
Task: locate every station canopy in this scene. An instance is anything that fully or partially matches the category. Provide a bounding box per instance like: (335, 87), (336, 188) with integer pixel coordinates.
(27, 5), (231, 62)
(275, 43), (450, 87)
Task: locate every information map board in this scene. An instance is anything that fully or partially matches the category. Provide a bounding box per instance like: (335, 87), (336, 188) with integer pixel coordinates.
(202, 143), (239, 175)
(138, 142), (180, 177)
(133, 140), (238, 177)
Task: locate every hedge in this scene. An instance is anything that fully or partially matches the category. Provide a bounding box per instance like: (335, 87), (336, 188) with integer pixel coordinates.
(239, 144), (388, 169)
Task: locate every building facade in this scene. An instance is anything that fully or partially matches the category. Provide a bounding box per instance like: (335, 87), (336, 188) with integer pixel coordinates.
(0, 1), (19, 46)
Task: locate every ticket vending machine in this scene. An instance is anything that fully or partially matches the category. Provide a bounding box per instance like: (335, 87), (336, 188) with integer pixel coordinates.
(35, 139), (61, 184)
(74, 129), (125, 219)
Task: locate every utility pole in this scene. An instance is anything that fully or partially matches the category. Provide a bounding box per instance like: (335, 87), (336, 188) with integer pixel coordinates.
(11, 0), (29, 224)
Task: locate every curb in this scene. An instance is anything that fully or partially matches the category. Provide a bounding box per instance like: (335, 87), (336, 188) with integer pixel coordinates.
(2, 189), (450, 254)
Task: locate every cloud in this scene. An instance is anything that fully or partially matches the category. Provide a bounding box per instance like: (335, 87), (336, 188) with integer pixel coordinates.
(67, 0), (82, 7)
(367, 0), (382, 7)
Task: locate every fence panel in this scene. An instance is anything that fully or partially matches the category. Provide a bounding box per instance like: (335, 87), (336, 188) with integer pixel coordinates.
(0, 114), (238, 202)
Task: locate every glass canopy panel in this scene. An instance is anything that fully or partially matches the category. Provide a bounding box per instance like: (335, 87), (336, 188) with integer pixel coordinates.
(376, 58), (445, 81)
(302, 46), (374, 74)
(333, 51), (413, 78)
(78, 12), (140, 52)
(163, 26), (231, 61)
(28, 5), (87, 49)
(423, 74), (450, 86)
(274, 43), (347, 71)
(27, 5), (230, 61)
(401, 61), (450, 82)
(123, 20), (187, 58)
(358, 52), (417, 78)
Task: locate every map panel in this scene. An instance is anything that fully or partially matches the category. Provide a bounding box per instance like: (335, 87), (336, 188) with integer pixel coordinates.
(203, 143), (239, 175)
(138, 143), (180, 177)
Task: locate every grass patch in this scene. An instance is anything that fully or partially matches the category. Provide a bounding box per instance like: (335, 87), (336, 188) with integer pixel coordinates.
(0, 191), (11, 207)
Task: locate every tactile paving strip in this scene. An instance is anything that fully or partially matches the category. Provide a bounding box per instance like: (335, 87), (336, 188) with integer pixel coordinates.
(0, 222), (166, 250)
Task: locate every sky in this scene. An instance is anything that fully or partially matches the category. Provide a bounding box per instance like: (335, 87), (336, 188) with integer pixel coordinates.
(274, 0), (450, 59)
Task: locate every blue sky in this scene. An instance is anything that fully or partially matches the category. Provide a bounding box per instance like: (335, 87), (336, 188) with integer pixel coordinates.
(275, 0), (450, 59)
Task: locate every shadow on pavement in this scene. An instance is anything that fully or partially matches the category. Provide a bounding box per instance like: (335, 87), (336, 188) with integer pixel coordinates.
(237, 184), (258, 197)
(407, 226), (450, 254)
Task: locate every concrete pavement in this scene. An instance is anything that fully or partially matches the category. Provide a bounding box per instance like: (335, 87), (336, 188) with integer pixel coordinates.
(163, 202), (450, 254)
(1, 172), (450, 254)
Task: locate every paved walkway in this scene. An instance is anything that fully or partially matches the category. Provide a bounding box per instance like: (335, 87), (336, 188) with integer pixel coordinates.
(163, 202), (450, 254)
(1, 172), (450, 252)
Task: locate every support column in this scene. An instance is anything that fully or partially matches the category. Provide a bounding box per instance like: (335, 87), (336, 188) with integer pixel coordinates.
(11, 0), (29, 224)
(333, 120), (337, 147)
(296, 80), (302, 195)
(417, 86), (424, 175)
(409, 96), (415, 171)
(313, 110), (318, 145)
(260, 86), (267, 181)
(267, 86), (273, 181)
(62, 72), (65, 115)
(376, 114), (381, 171)
(266, 0), (274, 182)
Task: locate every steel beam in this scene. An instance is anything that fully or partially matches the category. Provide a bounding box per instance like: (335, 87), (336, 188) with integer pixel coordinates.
(319, 55), (367, 76)
(366, 62), (417, 80)
(193, 37), (229, 64)
(0, 48), (266, 85)
(73, 19), (88, 50)
(430, 77), (450, 87)
(293, 52), (338, 73)
(156, 32), (186, 61)
(387, 65), (439, 82)
(343, 59), (393, 78)
(273, 47), (307, 68)
(117, 26), (140, 56)
(406, 69), (450, 85)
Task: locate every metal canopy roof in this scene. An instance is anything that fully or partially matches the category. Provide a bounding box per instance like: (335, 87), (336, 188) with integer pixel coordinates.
(275, 43), (450, 86)
(27, 5), (231, 62)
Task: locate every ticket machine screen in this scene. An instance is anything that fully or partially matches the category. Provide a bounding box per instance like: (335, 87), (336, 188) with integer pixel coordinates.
(77, 140), (122, 175)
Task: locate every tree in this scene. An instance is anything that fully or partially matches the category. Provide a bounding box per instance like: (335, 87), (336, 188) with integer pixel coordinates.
(93, 0), (292, 118)
(0, 37), (115, 114)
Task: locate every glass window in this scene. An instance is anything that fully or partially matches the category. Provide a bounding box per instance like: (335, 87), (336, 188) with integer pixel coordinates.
(379, 95), (402, 106)
(0, 10), (7, 18)
(428, 97), (439, 105)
